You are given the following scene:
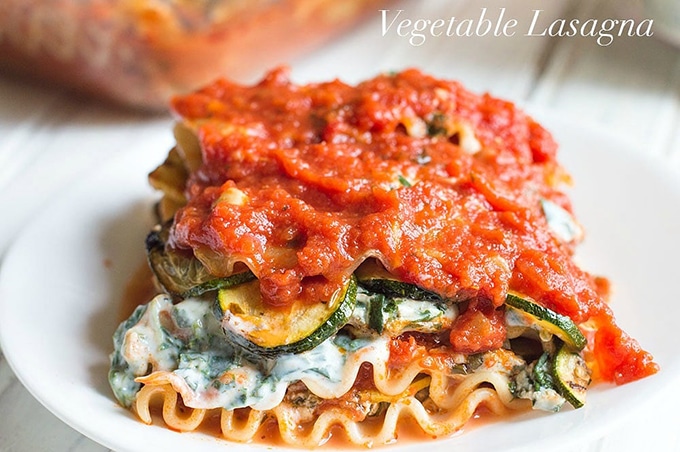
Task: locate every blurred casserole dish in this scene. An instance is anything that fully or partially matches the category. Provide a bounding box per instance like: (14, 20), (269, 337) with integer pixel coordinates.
(0, 0), (387, 110)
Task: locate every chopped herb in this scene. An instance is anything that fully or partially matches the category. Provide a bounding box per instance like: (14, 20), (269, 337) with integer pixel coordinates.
(397, 175), (412, 187)
(533, 352), (555, 391)
(383, 298), (399, 316)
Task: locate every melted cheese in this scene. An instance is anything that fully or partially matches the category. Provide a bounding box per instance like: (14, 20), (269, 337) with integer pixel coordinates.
(110, 295), (390, 411)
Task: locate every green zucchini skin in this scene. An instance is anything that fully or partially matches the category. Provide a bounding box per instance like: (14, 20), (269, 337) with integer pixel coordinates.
(355, 260), (443, 302)
(505, 293), (593, 410)
(182, 270), (257, 298)
(146, 223), (255, 298)
(358, 278), (443, 302)
(552, 341), (591, 409)
(505, 292), (587, 351)
(215, 277), (358, 359)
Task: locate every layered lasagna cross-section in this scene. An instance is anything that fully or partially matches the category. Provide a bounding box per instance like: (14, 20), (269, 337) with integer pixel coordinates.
(109, 68), (658, 447)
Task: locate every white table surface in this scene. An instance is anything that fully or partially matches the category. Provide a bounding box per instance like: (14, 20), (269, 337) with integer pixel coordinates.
(1, 0), (679, 450)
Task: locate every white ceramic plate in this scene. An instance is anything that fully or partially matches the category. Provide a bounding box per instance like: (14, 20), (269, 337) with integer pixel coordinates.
(0, 112), (679, 452)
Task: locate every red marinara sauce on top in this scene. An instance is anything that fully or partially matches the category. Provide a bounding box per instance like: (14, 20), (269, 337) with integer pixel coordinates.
(168, 67), (657, 384)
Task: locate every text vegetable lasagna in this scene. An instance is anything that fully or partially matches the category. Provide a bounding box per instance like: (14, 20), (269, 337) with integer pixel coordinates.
(109, 68), (658, 447)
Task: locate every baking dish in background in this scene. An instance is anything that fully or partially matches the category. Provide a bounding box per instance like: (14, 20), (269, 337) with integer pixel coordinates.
(0, 0), (388, 110)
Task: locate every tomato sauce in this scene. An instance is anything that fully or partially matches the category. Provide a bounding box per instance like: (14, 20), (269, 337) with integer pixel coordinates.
(168, 68), (656, 383)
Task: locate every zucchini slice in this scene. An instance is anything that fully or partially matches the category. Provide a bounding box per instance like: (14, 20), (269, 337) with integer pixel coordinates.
(552, 342), (591, 409)
(505, 292), (587, 351)
(355, 260), (442, 302)
(215, 277), (357, 358)
(146, 223), (255, 298)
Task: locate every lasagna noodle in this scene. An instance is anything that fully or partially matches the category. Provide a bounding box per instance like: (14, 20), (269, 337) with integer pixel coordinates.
(121, 296), (529, 448)
(133, 371), (528, 447)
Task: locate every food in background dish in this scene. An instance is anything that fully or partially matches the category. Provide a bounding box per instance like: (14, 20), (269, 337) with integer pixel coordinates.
(109, 68), (658, 447)
(0, 0), (387, 110)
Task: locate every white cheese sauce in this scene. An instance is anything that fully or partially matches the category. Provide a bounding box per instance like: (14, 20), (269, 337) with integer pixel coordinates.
(110, 290), (566, 414)
(110, 295), (390, 411)
(540, 198), (583, 243)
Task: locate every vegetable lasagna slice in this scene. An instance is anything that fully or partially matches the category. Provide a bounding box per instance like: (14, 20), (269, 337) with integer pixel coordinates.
(109, 68), (658, 447)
